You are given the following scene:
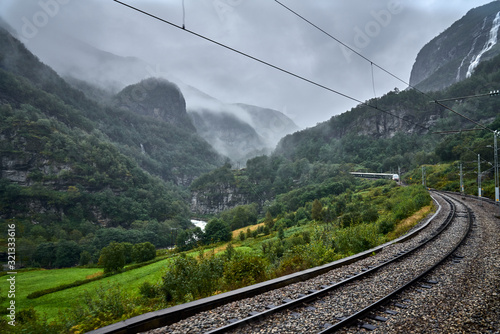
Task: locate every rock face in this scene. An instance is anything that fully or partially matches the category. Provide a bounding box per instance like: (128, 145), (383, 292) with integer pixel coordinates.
(348, 108), (439, 139)
(188, 164), (252, 215)
(190, 187), (249, 215)
(0, 128), (72, 189)
(410, 1), (500, 92)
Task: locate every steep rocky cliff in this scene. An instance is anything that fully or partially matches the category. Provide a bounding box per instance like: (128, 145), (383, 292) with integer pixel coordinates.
(317, 89), (438, 140)
(410, 1), (500, 92)
(190, 186), (250, 215)
(189, 165), (251, 214)
(1, 127), (73, 189)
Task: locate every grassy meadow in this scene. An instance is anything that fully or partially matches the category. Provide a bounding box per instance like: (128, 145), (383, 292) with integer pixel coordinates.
(0, 181), (434, 333)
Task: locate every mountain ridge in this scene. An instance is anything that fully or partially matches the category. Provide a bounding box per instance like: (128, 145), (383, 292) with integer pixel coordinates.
(180, 83), (298, 164)
(0, 25), (300, 164)
(114, 78), (196, 132)
(0, 25), (223, 189)
(410, 1), (500, 92)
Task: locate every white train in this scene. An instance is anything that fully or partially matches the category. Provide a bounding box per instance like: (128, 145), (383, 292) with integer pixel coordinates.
(350, 172), (399, 182)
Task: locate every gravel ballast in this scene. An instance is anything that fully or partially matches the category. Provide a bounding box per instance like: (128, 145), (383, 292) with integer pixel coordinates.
(143, 193), (499, 334)
(360, 193), (500, 334)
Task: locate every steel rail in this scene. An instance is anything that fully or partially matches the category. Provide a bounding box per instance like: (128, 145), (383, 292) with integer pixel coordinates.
(203, 192), (454, 334)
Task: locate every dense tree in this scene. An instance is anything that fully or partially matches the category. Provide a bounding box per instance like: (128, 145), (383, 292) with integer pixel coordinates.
(55, 240), (81, 268)
(79, 250), (92, 266)
(162, 253), (224, 303)
(278, 226), (285, 240)
(220, 204), (258, 230)
(132, 242), (156, 263)
(32, 243), (57, 268)
(98, 242), (126, 273)
(17, 238), (36, 266)
(311, 199), (323, 221)
(223, 252), (267, 288)
(203, 219), (232, 245)
(122, 242), (134, 264)
(176, 227), (203, 252)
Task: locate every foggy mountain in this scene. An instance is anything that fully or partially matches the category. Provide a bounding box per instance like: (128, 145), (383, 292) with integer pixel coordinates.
(275, 0), (500, 166)
(410, 1), (500, 92)
(114, 78), (196, 132)
(181, 84), (298, 164)
(233, 103), (300, 150)
(0, 25), (229, 232)
(11, 30), (298, 163)
(13, 29), (152, 94)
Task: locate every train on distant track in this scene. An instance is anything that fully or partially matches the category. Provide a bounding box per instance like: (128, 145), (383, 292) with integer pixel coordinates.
(350, 172), (399, 182)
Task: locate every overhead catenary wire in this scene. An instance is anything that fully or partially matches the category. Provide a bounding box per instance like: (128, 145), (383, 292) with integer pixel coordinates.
(430, 90), (500, 103)
(113, 1), (358, 104)
(273, 0), (414, 90)
(273, 0), (496, 134)
(112, 0), (429, 131)
(433, 100), (495, 133)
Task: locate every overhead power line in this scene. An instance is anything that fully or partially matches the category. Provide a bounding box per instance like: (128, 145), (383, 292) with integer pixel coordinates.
(112, 0), (428, 130)
(431, 90), (500, 103)
(273, 0), (497, 134)
(273, 0), (413, 90)
(113, 0), (358, 104)
(432, 129), (485, 134)
(433, 100), (494, 133)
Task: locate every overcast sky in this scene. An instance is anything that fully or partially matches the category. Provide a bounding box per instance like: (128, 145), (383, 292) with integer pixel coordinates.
(0, 0), (496, 128)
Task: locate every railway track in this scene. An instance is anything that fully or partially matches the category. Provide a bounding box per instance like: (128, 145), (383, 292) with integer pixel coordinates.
(89, 191), (499, 334)
(318, 193), (472, 333)
(199, 192), (471, 334)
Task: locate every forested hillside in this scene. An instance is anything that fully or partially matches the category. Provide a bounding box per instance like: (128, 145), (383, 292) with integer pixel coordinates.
(274, 52), (500, 172)
(0, 28), (224, 185)
(191, 53), (500, 214)
(0, 27), (226, 267)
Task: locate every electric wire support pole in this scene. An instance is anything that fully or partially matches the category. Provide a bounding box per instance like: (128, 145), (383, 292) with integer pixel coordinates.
(494, 130), (499, 215)
(429, 89), (499, 213)
(460, 162), (464, 197)
(478, 154), (483, 206)
(421, 166), (426, 187)
(398, 166), (401, 186)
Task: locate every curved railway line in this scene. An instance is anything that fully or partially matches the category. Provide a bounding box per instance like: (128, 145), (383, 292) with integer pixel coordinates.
(88, 191), (500, 334)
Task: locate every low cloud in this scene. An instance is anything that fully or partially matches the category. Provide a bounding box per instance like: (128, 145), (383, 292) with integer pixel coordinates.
(0, 0), (494, 128)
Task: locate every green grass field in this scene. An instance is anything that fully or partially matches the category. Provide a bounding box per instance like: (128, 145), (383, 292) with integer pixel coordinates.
(3, 229), (297, 322)
(1, 182), (434, 329)
(2, 258), (171, 321)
